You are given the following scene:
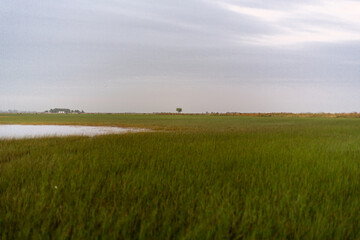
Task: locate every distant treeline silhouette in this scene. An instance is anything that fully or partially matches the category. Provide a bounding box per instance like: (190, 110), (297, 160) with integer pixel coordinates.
(46, 108), (85, 114)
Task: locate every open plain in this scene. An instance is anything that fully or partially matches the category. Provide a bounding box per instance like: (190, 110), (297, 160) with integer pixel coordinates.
(1, 113), (360, 239)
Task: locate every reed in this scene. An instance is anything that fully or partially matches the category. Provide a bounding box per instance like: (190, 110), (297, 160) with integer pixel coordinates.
(1, 114), (360, 239)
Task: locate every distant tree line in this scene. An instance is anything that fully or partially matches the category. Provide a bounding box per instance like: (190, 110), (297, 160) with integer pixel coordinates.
(46, 108), (85, 114)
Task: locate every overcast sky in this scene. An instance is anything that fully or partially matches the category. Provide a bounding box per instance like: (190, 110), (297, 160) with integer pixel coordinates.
(1, 0), (360, 113)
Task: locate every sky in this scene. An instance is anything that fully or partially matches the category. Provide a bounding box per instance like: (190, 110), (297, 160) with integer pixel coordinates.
(1, 0), (360, 113)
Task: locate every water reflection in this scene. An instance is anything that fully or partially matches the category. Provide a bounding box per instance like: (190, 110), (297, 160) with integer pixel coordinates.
(0, 125), (145, 139)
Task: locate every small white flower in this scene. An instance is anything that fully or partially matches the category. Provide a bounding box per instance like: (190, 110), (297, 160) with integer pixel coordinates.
(54, 186), (58, 189)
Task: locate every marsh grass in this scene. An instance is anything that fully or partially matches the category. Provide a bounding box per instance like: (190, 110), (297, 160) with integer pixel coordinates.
(1, 114), (360, 239)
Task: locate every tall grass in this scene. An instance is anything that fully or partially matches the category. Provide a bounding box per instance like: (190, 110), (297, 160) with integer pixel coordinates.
(1, 114), (360, 239)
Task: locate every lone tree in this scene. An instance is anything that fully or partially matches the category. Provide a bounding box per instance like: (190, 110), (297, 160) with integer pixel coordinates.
(176, 108), (182, 113)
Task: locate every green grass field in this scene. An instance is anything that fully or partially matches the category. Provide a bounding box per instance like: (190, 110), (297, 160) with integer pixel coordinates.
(1, 114), (360, 239)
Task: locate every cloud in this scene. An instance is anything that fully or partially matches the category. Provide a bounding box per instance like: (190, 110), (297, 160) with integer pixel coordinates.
(215, 0), (360, 46)
(217, 2), (285, 22)
(1, 0), (360, 112)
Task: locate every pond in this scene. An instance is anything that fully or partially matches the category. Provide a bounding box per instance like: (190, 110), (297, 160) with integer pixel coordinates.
(0, 124), (146, 139)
